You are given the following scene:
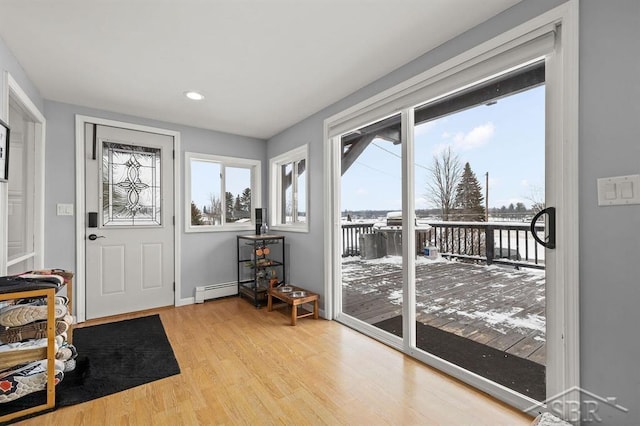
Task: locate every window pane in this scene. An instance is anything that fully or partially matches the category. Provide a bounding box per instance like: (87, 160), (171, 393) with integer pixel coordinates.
(413, 79), (546, 401)
(191, 160), (221, 226)
(225, 166), (252, 223)
(340, 113), (404, 337)
(296, 159), (306, 223)
(282, 163), (293, 224)
(102, 142), (161, 226)
(187, 153), (259, 231)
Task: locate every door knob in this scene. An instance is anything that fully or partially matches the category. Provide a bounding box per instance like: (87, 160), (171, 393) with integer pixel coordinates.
(88, 234), (105, 241)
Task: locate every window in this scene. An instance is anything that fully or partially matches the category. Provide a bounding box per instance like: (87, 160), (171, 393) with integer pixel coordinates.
(185, 152), (261, 232)
(269, 145), (308, 232)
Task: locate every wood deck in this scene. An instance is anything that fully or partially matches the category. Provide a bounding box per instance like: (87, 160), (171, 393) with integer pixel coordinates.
(341, 258), (546, 365)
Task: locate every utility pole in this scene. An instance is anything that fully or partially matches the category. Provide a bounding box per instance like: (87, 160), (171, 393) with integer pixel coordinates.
(485, 172), (489, 222)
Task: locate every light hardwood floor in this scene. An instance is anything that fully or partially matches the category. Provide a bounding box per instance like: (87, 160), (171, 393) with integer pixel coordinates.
(17, 297), (533, 425)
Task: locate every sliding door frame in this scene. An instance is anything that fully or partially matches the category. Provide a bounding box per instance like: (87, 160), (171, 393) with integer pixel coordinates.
(323, 1), (579, 414)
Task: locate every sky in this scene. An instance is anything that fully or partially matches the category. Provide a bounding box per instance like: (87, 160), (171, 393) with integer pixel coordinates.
(341, 85), (545, 212)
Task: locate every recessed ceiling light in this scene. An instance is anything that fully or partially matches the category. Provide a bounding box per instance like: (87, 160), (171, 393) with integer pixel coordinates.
(184, 91), (205, 101)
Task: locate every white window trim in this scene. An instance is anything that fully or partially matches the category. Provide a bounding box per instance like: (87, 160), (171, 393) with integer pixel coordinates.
(323, 0), (579, 416)
(185, 152), (261, 233)
(269, 144), (309, 233)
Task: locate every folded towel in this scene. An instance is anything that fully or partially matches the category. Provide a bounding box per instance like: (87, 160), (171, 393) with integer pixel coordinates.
(0, 275), (62, 294)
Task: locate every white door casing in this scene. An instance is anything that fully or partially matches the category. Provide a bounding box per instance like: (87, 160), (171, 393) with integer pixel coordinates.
(84, 124), (174, 319)
(6, 100), (36, 274)
(1, 73), (46, 276)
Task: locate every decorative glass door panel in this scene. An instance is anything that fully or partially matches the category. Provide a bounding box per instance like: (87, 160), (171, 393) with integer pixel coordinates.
(102, 142), (161, 226)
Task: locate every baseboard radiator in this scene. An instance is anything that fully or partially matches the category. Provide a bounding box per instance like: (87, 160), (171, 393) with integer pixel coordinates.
(195, 282), (237, 303)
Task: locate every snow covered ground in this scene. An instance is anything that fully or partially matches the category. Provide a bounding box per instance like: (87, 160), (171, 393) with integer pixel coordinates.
(341, 255), (546, 363)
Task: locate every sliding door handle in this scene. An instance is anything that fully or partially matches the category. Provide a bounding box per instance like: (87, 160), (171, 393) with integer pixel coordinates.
(530, 207), (555, 249)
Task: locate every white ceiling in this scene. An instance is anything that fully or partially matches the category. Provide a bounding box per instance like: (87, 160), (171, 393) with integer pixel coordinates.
(0, 0), (521, 139)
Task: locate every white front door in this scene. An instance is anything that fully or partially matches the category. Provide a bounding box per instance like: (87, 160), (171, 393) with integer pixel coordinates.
(85, 124), (174, 319)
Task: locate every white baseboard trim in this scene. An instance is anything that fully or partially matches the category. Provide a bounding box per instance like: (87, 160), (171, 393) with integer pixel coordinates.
(177, 297), (195, 306)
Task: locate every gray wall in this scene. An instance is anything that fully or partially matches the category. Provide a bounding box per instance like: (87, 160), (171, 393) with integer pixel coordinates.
(43, 100), (266, 300)
(268, 0), (640, 424)
(579, 1), (640, 425)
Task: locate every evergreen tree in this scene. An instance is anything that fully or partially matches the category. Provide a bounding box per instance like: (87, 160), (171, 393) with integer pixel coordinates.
(225, 191), (234, 222)
(453, 162), (485, 221)
(240, 187), (251, 212)
(499, 205), (507, 219)
(191, 202), (204, 225)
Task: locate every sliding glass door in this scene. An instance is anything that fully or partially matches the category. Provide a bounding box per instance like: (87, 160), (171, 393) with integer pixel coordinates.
(334, 59), (553, 404)
(327, 8), (579, 415)
(411, 66), (547, 401)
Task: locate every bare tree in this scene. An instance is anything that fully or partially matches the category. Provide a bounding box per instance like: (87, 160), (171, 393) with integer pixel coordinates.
(526, 185), (546, 214)
(426, 147), (462, 221)
(208, 193), (222, 225)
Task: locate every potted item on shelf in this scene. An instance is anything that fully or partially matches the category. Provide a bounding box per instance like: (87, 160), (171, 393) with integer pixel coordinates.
(268, 269), (279, 289)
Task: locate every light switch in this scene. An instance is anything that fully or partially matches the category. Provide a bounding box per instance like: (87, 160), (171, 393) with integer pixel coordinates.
(597, 175), (640, 206)
(57, 203), (74, 216)
(620, 181), (634, 199)
(604, 183), (617, 200)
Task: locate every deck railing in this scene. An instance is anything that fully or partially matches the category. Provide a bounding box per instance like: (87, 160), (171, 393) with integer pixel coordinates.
(342, 221), (545, 269)
(341, 223), (375, 256)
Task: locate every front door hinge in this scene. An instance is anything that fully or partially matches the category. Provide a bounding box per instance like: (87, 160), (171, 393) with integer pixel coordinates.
(173, 282), (175, 291)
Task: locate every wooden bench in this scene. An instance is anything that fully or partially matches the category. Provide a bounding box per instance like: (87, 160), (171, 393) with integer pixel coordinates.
(267, 285), (319, 326)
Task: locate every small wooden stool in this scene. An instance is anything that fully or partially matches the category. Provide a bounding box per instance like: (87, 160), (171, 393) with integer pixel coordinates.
(267, 285), (319, 326)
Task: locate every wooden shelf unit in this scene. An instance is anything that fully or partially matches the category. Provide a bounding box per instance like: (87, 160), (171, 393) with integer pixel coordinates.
(0, 287), (58, 422)
(0, 271), (73, 423)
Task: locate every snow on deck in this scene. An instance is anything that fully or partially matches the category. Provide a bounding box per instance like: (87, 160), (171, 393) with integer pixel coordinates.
(341, 256), (546, 365)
